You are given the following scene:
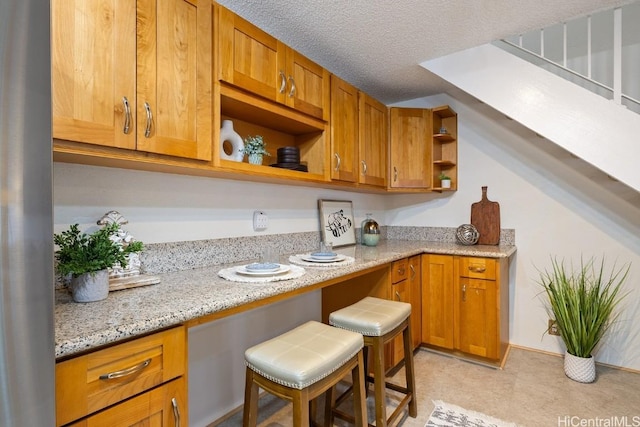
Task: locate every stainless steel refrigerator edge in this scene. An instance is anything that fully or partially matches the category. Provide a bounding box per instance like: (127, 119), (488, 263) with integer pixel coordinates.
(1, 0), (55, 426)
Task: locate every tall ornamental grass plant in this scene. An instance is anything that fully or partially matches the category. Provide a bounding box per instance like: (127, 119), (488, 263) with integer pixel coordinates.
(539, 257), (630, 358)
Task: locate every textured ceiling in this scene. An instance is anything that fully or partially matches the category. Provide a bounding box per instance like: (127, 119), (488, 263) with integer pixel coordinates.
(216, 0), (634, 104)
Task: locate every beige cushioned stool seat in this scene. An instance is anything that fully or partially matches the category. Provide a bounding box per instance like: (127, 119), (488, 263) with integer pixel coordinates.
(245, 320), (363, 390)
(328, 296), (411, 336)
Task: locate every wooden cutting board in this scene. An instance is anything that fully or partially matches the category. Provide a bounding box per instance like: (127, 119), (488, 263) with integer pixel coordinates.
(471, 186), (501, 245)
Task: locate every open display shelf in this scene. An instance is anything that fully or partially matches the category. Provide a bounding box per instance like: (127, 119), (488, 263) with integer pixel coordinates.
(431, 106), (458, 192)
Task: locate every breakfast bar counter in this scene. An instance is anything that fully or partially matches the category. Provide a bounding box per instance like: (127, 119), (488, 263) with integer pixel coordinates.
(54, 240), (516, 360)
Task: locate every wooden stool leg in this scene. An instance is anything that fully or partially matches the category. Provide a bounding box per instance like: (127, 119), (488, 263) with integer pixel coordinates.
(323, 386), (336, 427)
(403, 322), (417, 417)
(372, 336), (387, 427)
(243, 368), (259, 427)
(352, 351), (368, 427)
(292, 388), (311, 427)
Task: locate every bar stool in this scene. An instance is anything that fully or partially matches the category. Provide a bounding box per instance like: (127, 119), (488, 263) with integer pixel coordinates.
(329, 296), (417, 427)
(243, 320), (367, 427)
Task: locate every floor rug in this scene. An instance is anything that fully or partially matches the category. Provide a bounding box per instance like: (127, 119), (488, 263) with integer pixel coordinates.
(426, 400), (518, 427)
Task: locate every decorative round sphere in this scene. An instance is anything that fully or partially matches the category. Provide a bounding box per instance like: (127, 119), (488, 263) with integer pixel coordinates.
(456, 224), (479, 245)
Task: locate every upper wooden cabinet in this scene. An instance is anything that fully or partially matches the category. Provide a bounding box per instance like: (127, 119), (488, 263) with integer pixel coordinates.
(359, 92), (388, 188)
(216, 4), (329, 121)
(52, 0), (213, 161)
(330, 75), (359, 182)
(329, 75), (388, 188)
(389, 108), (432, 189)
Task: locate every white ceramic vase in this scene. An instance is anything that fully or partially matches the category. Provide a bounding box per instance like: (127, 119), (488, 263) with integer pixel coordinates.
(441, 179), (452, 189)
(70, 269), (109, 303)
(564, 351), (596, 383)
(219, 120), (244, 162)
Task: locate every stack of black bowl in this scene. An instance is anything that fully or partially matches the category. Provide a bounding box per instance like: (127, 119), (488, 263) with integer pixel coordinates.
(270, 146), (308, 172)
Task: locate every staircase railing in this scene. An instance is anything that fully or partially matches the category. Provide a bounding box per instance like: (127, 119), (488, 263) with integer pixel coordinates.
(496, 3), (640, 114)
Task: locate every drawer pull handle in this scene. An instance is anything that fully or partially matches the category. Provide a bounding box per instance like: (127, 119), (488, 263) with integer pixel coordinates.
(409, 264), (416, 280)
(99, 358), (151, 380)
(143, 102), (153, 138)
(279, 71), (287, 94)
(462, 284), (467, 302)
(288, 75), (296, 97)
(122, 96), (131, 134)
(171, 397), (181, 427)
(469, 265), (486, 273)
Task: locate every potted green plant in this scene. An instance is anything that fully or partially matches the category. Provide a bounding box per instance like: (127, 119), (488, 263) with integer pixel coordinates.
(438, 172), (451, 189)
(241, 135), (270, 165)
(54, 223), (144, 302)
(539, 256), (630, 382)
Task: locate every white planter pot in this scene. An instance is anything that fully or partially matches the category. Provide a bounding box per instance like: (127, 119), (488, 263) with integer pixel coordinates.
(564, 351), (596, 383)
(441, 179), (451, 189)
(248, 153), (263, 165)
(70, 269), (109, 303)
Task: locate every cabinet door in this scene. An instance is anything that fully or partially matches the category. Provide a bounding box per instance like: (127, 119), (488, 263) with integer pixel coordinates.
(389, 108), (432, 189)
(285, 49), (330, 121)
(359, 93), (388, 187)
(455, 277), (499, 359)
(421, 254), (454, 349)
(136, 0), (212, 160)
(69, 377), (186, 427)
(216, 5), (282, 101)
(408, 255), (422, 349)
(330, 75), (358, 182)
(52, 0), (136, 149)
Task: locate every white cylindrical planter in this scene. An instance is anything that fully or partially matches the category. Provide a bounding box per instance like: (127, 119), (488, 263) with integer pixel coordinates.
(441, 179), (452, 189)
(71, 269), (109, 303)
(219, 120), (244, 162)
(248, 153), (263, 165)
(564, 351), (596, 383)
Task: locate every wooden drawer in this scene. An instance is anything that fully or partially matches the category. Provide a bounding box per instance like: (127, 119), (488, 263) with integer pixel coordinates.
(458, 257), (496, 280)
(56, 326), (186, 427)
(391, 258), (408, 284)
(67, 377), (186, 427)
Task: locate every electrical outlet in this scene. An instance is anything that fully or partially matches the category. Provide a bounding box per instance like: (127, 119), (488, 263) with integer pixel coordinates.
(253, 211), (268, 231)
(548, 319), (560, 336)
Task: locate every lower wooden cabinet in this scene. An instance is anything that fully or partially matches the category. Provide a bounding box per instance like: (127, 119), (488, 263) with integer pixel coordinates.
(422, 254), (509, 364)
(56, 326), (187, 427)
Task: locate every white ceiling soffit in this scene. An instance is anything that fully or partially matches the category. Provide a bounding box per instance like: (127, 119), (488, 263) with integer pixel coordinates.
(217, 0), (635, 104)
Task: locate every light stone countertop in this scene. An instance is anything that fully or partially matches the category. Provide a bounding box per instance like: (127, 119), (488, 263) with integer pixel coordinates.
(54, 240), (516, 360)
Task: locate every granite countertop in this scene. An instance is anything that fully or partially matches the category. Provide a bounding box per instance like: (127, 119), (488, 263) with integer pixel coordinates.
(55, 240), (516, 360)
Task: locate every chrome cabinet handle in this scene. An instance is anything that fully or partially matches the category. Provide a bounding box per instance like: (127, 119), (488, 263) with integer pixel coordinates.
(409, 264), (416, 280)
(122, 96), (131, 134)
(361, 160), (367, 175)
(171, 397), (181, 427)
(288, 75), (296, 97)
(462, 284), (467, 302)
(469, 265), (486, 273)
(393, 166), (398, 182)
(334, 153), (341, 171)
(279, 71), (287, 94)
(395, 291), (401, 301)
(99, 358), (151, 380)
(143, 102), (153, 138)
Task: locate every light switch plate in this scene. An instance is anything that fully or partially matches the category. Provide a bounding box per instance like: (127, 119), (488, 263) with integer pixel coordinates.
(253, 211), (268, 231)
